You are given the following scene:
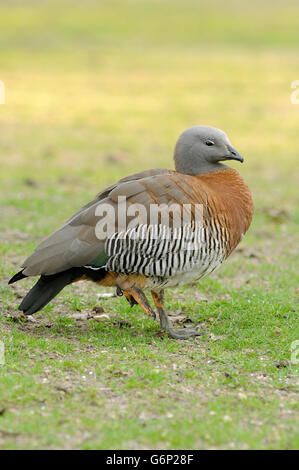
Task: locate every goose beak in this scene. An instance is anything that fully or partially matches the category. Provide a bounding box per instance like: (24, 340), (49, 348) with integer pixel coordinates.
(226, 145), (244, 163)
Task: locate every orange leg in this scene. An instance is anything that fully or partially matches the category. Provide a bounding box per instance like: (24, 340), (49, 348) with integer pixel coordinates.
(116, 286), (137, 308)
(124, 292), (137, 308)
(124, 286), (156, 318)
(151, 290), (166, 312)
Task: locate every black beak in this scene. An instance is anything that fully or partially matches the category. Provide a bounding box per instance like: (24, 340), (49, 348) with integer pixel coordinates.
(225, 145), (244, 163)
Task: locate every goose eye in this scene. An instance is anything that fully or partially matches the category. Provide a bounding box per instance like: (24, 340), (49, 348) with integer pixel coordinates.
(205, 140), (214, 146)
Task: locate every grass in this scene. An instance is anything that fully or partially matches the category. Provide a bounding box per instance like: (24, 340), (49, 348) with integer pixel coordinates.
(0, 0), (298, 450)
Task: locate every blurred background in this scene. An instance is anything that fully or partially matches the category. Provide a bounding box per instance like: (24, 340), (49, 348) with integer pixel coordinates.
(0, 0), (298, 273)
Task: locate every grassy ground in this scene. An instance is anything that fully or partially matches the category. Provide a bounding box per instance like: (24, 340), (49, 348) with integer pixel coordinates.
(0, 0), (298, 450)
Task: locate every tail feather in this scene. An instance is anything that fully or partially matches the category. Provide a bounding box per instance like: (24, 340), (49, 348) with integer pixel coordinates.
(17, 265), (108, 315)
(19, 269), (79, 315)
(8, 270), (27, 285)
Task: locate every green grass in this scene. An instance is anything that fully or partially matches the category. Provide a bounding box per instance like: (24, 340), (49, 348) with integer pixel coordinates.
(0, 0), (298, 450)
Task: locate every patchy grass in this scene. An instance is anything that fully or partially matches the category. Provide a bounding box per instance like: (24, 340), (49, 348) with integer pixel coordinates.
(0, 0), (298, 450)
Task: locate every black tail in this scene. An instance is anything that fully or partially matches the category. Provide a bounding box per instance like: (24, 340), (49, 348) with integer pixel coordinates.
(8, 270), (27, 284)
(18, 269), (80, 315)
(17, 266), (107, 316)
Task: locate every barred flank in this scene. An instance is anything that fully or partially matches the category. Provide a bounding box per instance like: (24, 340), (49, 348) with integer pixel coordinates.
(105, 222), (228, 280)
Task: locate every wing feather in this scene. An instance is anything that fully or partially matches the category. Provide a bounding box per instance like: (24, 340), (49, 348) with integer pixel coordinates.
(22, 170), (212, 277)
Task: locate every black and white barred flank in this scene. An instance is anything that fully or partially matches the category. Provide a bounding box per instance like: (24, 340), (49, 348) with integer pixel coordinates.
(104, 222), (229, 280)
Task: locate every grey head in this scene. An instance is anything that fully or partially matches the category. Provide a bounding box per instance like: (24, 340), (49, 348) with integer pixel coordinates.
(174, 126), (244, 175)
